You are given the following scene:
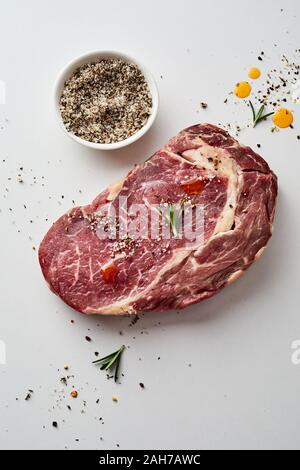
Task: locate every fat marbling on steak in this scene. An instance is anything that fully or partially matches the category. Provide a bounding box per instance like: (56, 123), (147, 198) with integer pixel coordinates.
(39, 124), (277, 315)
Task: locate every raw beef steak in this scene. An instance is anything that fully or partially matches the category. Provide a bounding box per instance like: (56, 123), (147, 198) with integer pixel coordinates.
(39, 124), (277, 315)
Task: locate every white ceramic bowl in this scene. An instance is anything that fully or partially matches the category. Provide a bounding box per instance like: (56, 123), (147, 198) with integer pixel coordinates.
(54, 50), (159, 150)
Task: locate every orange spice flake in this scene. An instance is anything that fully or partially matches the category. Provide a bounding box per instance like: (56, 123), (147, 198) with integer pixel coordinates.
(181, 178), (209, 195)
(101, 264), (118, 283)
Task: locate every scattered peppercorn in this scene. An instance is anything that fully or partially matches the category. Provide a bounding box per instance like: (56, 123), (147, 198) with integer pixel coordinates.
(60, 377), (67, 386)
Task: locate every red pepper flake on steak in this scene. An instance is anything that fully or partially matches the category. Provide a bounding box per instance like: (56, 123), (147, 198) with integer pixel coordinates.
(101, 264), (118, 283)
(39, 124), (277, 315)
(181, 178), (209, 195)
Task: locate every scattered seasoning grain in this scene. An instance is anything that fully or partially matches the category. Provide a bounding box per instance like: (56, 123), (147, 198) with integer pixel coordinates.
(60, 59), (152, 144)
(85, 336), (91, 342)
(112, 395), (118, 402)
(52, 421), (58, 428)
(139, 382), (145, 389)
(70, 390), (78, 398)
(60, 377), (68, 386)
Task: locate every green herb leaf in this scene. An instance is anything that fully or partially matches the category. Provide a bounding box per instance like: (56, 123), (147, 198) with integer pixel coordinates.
(254, 104), (265, 126)
(259, 111), (274, 120)
(249, 100), (256, 123)
(169, 206), (178, 236)
(93, 345), (125, 382)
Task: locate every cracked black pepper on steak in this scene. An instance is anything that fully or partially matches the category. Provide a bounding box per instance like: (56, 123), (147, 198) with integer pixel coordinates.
(59, 58), (153, 144)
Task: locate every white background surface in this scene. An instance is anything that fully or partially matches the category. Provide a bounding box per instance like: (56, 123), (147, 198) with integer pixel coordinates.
(0, 0), (300, 450)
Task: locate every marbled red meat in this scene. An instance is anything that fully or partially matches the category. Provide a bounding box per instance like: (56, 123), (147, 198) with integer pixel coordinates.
(39, 124), (277, 315)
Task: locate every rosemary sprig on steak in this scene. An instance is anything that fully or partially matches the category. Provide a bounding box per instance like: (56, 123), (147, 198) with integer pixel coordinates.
(249, 101), (274, 127)
(93, 345), (125, 382)
(161, 203), (185, 237)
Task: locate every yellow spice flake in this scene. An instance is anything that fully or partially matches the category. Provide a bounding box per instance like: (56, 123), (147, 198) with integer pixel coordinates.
(112, 395), (118, 402)
(234, 81), (252, 98)
(70, 390), (78, 398)
(272, 108), (293, 128)
(248, 67), (261, 79)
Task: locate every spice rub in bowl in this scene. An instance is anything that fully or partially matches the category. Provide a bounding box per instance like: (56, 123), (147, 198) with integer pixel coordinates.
(55, 51), (159, 150)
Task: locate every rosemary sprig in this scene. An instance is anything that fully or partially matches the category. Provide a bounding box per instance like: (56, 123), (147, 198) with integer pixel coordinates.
(249, 100), (274, 127)
(93, 345), (125, 382)
(161, 203), (185, 237)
